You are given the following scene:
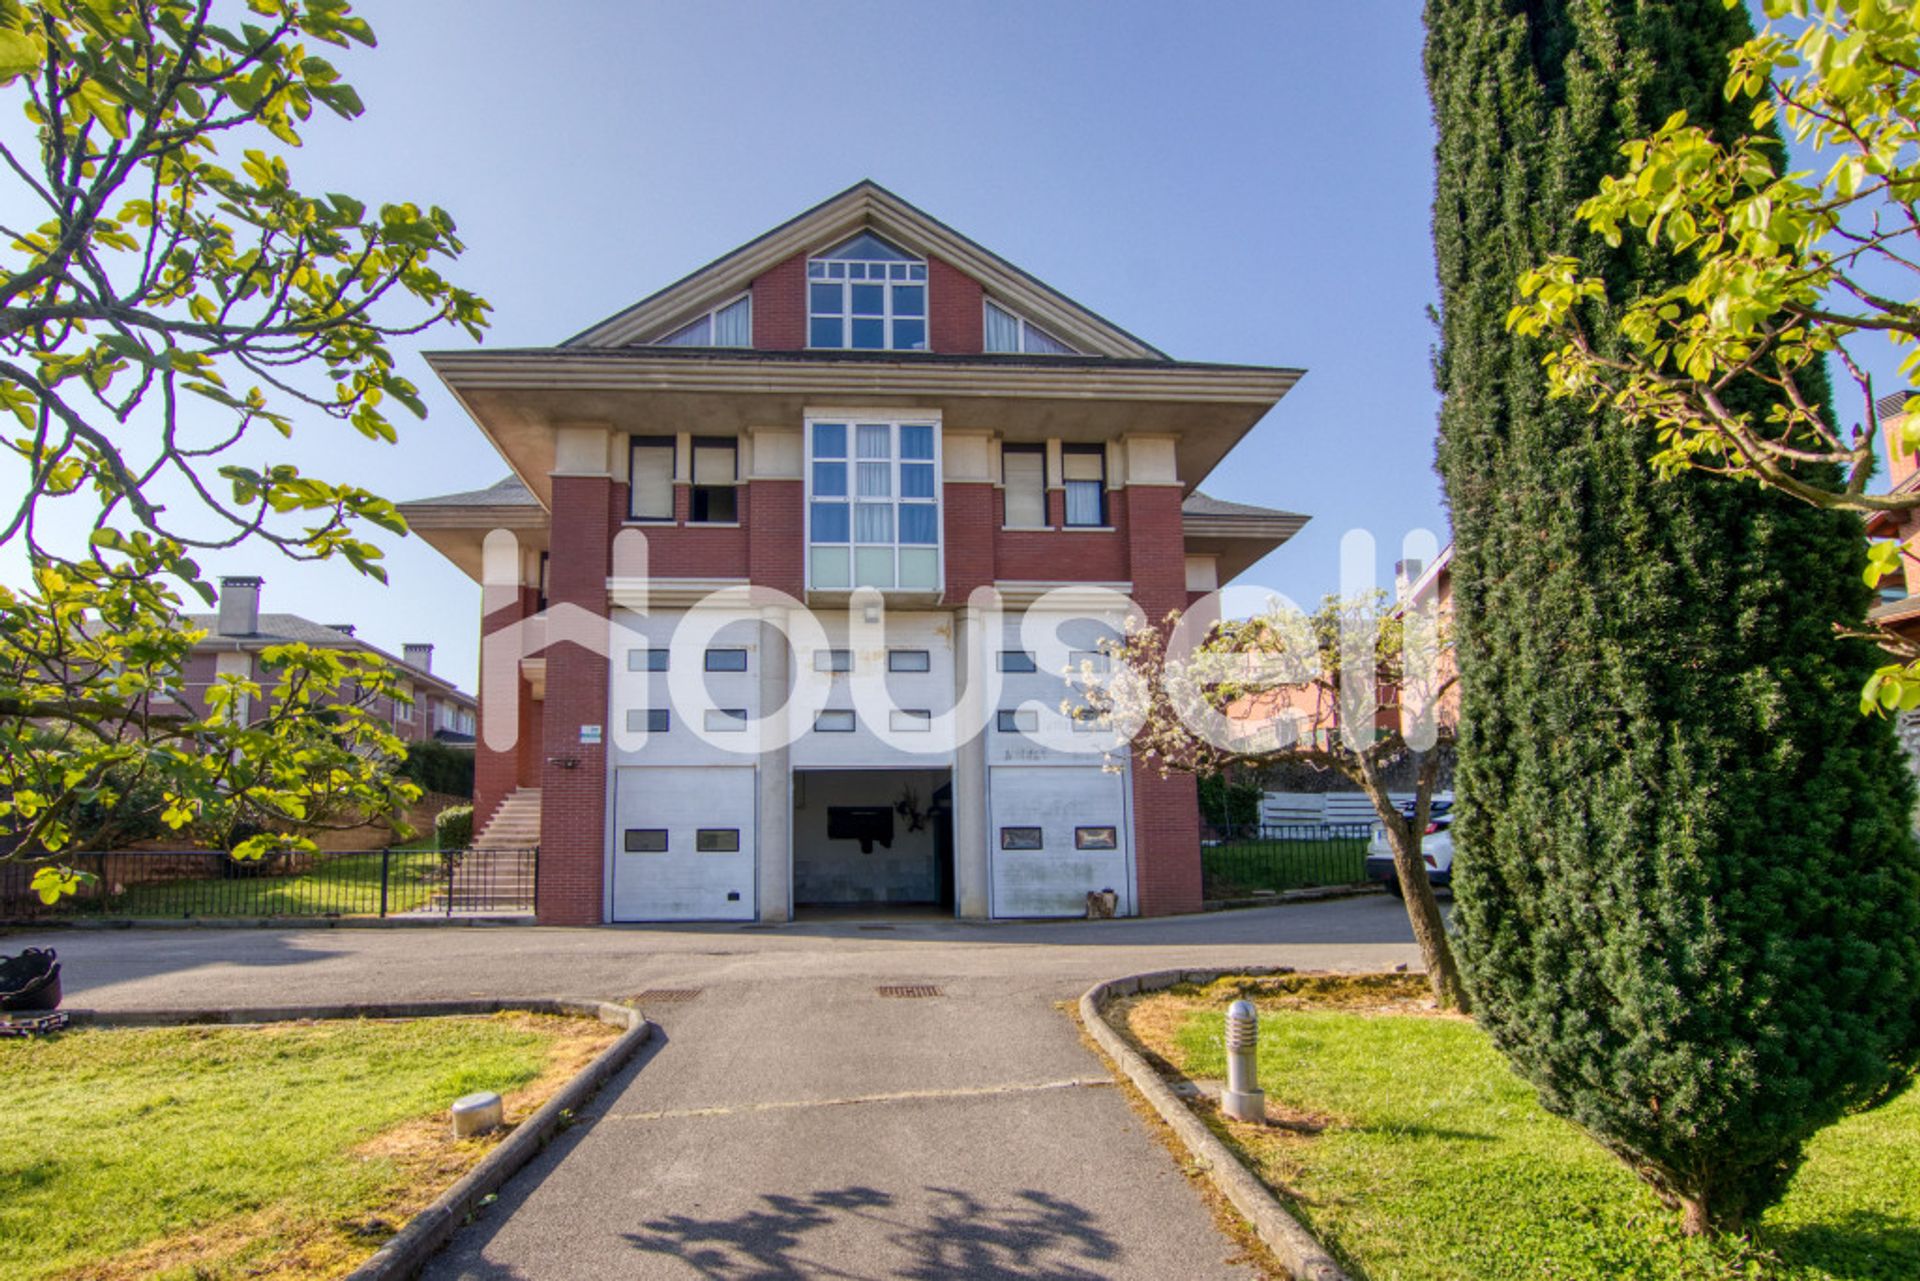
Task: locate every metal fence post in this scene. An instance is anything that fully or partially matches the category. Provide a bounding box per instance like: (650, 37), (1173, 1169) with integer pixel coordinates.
(379, 847), (391, 918)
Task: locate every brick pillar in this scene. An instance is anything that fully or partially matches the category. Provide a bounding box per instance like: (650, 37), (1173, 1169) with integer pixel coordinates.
(942, 482), (996, 601)
(539, 474), (614, 926)
(748, 479), (804, 597)
(1125, 485), (1204, 916)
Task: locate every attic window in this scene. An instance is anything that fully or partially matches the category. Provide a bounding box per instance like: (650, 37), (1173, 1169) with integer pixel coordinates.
(654, 295), (751, 347)
(807, 232), (928, 351)
(984, 300), (1075, 355)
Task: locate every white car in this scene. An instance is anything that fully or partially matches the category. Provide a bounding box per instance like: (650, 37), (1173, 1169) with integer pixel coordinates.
(1364, 812), (1453, 897)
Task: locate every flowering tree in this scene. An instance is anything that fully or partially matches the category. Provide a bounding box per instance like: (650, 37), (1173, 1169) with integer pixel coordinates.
(0, 1), (488, 897)
(1088, 594), (1466, 1011)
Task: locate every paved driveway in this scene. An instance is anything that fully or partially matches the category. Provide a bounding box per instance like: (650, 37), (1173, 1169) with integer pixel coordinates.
(10, 897), (1421, 1279)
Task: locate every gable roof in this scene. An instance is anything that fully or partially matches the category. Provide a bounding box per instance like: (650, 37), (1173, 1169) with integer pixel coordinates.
(564, 180), (1168, 360)
(180, 613), (476, 703)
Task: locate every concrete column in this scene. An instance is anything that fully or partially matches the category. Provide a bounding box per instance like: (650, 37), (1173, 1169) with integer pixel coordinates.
(953, 608), (992, 919)
(757, 607), (792, 922)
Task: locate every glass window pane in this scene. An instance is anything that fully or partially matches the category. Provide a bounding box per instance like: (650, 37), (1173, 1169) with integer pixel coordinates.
(658, 314), (710, 346)
(857, 461), (892, 497)
(855, 502), (894, 543)
(713, 297), (751, 347)
(693, 441), (736, 485)
(999, 651), (1038, 673)
(854, 547), (895, 588)
(984, 300), (1021, 353)
(851, 317), (885, 349)
(910, 264), (927, 280)
(811, 546), (850, 589)
(892, 319), (925, 351)
(813, 422), (846, 458)
(851, 283), (885, 316)
(899, 504), (938, 544)
(900, 424), (934, 459)
(815, 709), (855, 732)
(901, 463), (934, 498)
(814, 649), (852, 673)
(890, 709), (931, 732)
(810, 317), (843, 348)
(810, 283), (842, 315)
(1024, 323), (1075, 355)
(828, 262), (846, 278)
(705, 648), (748, 672)
(1000, 826), (1043, 850)
(703, 709), (748, 732)
(697, 829), (741, 852)
(811, 501), (849, 542)
(898, 547), (938, 588)
(818, 231), (917, 261)
(629, 441), (674, 520)
(1061, 448), (1104, 482)
(857, 424), (892, 458)
(888, 649), (930, 672)
(812, 461), (847, 496)
(892, 285), (925, 317)
(808, 261), (826, 278)
(890, 263), (908, 280)
(1065, 481), (1104, 526)
(849, 263), (867, 279)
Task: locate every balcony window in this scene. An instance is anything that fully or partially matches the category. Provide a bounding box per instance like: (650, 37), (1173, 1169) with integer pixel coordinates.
(690, 437), (738, 523)
(653, 294), (751, 347)
(629, 436), (674, 521)
(807, 232), (929, 351)
(983, 299), (1075, 355)
(1001, 444), (1046, 528)
(807, 418), (941, 591)
(1062, 445), (1108, 527)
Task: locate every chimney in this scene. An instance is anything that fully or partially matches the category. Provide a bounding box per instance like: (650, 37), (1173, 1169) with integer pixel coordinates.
(216, 576), (262, 636)
(1394, 558), (1425, 603)
(403, 643), (434, 673)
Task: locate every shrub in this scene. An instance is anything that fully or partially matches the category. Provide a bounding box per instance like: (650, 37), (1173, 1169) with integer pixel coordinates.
(1198, 772), (1262, 830)
(434, 805), (473, 851)
(400, 740), (474, 798)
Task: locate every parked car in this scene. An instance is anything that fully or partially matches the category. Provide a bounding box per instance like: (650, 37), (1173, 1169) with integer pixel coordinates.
(1365, 800), (1453, 897)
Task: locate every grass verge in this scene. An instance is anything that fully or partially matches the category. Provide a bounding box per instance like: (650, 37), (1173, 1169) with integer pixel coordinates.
(1119, 974), (1920, 1281)
(0, 1012), (618, 1280)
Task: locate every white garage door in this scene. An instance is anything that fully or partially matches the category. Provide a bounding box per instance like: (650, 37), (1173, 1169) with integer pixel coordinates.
(612, 766), (756, 921)
(988, 765), (1131, 918)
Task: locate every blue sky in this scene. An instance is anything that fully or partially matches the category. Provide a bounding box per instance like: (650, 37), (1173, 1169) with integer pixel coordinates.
(9, 2), (1454, 686)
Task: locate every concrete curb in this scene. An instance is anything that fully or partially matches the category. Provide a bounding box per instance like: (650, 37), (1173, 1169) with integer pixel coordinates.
(1203, 884), (1381, 912)
(1079, 969), (1350, 1281)
(66, 998), (652, 1281)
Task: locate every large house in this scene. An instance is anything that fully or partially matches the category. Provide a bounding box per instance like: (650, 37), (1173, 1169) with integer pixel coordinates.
(400, 182), (1305, 925)
(160, 575), (478, 744)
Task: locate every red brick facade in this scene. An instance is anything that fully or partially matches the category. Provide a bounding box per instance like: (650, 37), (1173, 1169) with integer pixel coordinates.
(751, 253), (806, 350)
(929, 258), (983, 354)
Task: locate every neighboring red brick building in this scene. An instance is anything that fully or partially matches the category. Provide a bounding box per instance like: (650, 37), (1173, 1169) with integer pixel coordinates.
(401, 182), (1304, 925)
(161, 575), (477, 743)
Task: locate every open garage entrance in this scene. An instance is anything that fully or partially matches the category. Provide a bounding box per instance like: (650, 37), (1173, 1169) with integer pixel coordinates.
(792, 768), (953, 917)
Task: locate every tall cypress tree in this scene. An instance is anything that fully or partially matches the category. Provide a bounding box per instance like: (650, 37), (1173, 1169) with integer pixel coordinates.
(1428, 0), (1920, 1234)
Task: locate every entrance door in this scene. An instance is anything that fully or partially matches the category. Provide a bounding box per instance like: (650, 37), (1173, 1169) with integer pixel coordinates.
(611, 765), (756, 921)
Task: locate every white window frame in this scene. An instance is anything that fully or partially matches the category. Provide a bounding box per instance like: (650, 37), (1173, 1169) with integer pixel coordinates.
(805, 413), (945, 593)
(650, 293), (752, 348)
(807, 244), (930, 351)
(983, 298), (1076, 355)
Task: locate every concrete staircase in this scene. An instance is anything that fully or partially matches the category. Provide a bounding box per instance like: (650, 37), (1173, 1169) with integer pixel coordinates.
(475, 788), (541, 848)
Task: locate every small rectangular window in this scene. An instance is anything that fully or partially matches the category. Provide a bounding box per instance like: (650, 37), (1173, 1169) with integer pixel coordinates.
(1075, 826), (1119, 851)
(998, 650), (1037, 673)
(704, 708), (748, 732)
(1062, 445), (1107, 527)
(690, 436), (738, 523)
(625, 708), (670, 734)
(1068, 707), (1102, 733)
(1002, 444), (1047, 528)
(624, 829), (668, 853)
(629, 436), (675, 521)
(705, 648), (748, 672)
(697, 829), (741, 853)
(814, 649), (852, 673)
(887, 649), (930, 673)
(997, 708), (1038, 733)
(627, 648), (669, 672)
(1068, 649), (1109, 674)
(890, 709), (932, 732)
(814, 709), (855, 732)
(1000, 826), (1043, 851)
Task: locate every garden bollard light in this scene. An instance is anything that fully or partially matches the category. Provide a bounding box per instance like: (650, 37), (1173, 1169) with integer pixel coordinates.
(450, 1090), (504, 1138)
(1221, 999), (1266, 1123)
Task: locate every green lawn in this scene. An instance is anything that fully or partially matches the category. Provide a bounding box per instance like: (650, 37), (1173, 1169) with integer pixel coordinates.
(0, 1014), (610, 1280)
(1200, 835), (1369, 895)
(1164, 982), (1920, 1280)
(97, 849), (443, 918)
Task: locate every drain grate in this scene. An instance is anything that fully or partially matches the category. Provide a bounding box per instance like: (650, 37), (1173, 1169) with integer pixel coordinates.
(633, 988), (704, 1005)
(877, 984), (941, 999)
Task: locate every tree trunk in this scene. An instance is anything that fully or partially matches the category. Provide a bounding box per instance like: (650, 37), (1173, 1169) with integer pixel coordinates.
(1353, 753), (1470, 1011)
(1679, 1196), (1709, 1237)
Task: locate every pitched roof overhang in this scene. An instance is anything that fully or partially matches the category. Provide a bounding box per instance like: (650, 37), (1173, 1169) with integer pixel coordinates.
(564, 180), (1167, 359)
(1180, 492), (1309, 584)
(420, 347), (1302, 512)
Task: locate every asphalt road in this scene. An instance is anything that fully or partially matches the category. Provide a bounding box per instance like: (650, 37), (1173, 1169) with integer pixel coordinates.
(11, 896), (1422, 1279)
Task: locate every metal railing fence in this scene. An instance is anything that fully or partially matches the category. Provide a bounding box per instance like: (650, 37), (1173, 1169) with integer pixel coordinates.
(1201, 822), (1373, 897)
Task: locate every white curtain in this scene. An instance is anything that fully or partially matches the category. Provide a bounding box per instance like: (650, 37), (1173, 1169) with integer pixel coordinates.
(713, 297), (750, 347)
(984, 300), (1021, 353)
(855, 502), (894, 544)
